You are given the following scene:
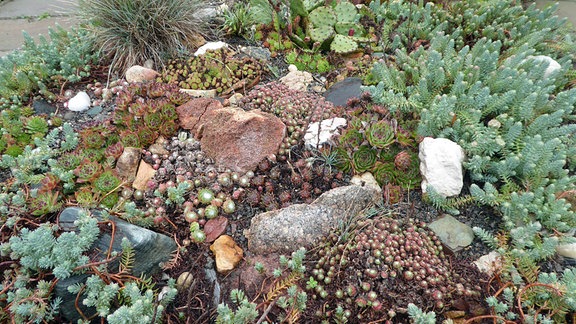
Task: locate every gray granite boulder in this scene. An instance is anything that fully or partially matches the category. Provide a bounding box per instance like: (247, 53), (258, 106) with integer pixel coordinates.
(246, 180), (382, 254)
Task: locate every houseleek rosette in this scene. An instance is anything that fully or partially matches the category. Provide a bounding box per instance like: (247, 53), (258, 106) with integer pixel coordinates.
(352, 145), (378, 173)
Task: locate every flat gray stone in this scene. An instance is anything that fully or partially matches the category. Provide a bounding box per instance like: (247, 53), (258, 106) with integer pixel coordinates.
(428, 214), (474, 251)
(323, 77), (363, 107)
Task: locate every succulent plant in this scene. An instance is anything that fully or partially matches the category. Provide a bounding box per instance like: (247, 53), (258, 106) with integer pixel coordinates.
(334, 95), (421, 189)
(158, 48), (266, 95)
(112, 82), (185, 149)
(305, 0), (366, 54)
(307, 212), (486, 322)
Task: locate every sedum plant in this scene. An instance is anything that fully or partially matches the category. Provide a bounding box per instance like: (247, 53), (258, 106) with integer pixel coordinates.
(77, 0), (212, 73)
(370, 33), (576, 253)
(0, 25), (96, 107)
(0, 210), (99, 323)
(366, 1), (576, 264)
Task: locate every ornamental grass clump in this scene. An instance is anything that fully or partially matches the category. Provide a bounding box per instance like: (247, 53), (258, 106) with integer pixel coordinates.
(78, 0), (211, 73)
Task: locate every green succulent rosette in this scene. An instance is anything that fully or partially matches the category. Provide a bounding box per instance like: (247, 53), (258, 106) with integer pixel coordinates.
(366, 121), (395, 149)
(352, 145), (377, 173)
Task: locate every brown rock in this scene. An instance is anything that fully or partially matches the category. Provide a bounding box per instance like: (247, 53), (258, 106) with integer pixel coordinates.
(210, 235), (243, 274)
(147, 143), (169, 156)
(199, 108), (286, 173)
(132, 160), (156, 191)
(176, 98), (223, 136)
(125, 65), (159, 83)
(115, 147), (142, 181)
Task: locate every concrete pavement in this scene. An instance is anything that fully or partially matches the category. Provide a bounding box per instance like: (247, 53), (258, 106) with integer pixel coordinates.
(0, 0), (78, 57)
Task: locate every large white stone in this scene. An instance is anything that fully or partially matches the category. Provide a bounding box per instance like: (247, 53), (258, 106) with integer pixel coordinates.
(528, 55), (562, 79)
(419, 137), (464, 197)
(194, 41), (228, 56)
(65, 91), (91, 112)
(304, 117), (347, 148)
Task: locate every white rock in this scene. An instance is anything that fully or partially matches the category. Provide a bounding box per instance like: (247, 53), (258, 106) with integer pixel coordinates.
(66, 91), (91, 112)
(304, 117), (347, 148)
(180, 88), (216, 98)
(474, 251), (502, 276)
(280, 67), (313, 91)
(288, 64), (298, 72)
(528, 55), (562, 79)
(351, 172), (382, 195)
(427, 214), (474, 251)
(556, 242), (576, 259)
(419, 137), (465, 197)
(194, 41), (228, 56)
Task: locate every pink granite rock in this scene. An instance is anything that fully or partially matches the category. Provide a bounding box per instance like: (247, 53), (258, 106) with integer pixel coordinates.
(176, 98), (223, 137)
(198, 108), (285, 173)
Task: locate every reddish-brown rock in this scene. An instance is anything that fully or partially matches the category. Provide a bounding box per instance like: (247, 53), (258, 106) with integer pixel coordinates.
(176, 98), (223, 136)
(198, 108), (286, 173)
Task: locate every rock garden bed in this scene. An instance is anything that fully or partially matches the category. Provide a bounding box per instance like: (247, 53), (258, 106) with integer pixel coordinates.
(1, 0), (576, 323)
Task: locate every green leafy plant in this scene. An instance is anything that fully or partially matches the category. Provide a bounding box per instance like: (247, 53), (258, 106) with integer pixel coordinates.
(285, 49), (331, 73)
(222, 1), (254, 36)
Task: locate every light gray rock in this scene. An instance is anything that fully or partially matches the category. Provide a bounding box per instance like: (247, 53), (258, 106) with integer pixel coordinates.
(428, 214), (474, 251)
(528, 55), (562, 79)
(556, 242), (576, 259)
(350, 172), (381, 194)
(246, 183), (382, 254)
(474, 251), (502, 276)
(419, 137), (465, 197)
(180, 88), (217, 98)
(55, 207), (177, 322)
(238, 46), (271, 61)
